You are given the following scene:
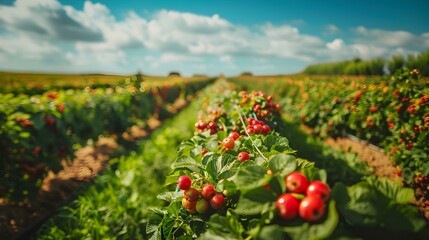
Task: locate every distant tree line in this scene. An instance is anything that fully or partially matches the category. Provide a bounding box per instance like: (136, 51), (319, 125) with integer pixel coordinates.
(303, 49), (429, 76)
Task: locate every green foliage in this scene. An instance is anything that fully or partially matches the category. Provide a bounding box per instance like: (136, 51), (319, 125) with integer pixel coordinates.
(35, 82), (207, 239)
(303, 49), (429, 76)
(0, 78), (215, 202)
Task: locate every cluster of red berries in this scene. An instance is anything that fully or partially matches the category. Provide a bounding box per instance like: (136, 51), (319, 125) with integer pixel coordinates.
(47, 91), (58, 100)
(238, 91), (280, 119)
(195, 121), (219, 134)
(245, 118), (271, 135)
(177, 175), (225, 214)
(16, 117), (32, 127)
(275, 172), (330, 222)
(413, 175), (429, 191)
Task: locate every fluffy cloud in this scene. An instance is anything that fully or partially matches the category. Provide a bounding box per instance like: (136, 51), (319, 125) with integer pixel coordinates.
(0, 0), (103, 41)
(0, 0), (428, 74)
(353, 26), (429, 49)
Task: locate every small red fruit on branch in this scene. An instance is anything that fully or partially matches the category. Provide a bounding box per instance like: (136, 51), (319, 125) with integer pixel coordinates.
(178, 175), (192, 190)
(306, 180), (331, 202)
(286, 172), (309, 194)
(201, 184), (216, 200)
(228, 132), (240, 140)
(210, 194), (225, 209)
(184, 187), (200, 202)
(222, 137), (235, 150)
(276, 193), (300, 220)
(237, 151), (250, 162)
(299, 195), (326, 222)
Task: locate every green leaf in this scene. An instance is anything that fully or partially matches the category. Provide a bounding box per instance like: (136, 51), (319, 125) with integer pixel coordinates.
(236, 165), (270, 191)
(258, 225), (285, 240)
(201, 214), (244, 240)
(268, 154), (296, 176)
(171, 156), (204, 174)
(157, 191), (183, 202)
(281, 201), (338, 240)
(296, 158), (315, 170)
(332, 178), (426, 232)
(161, 217), (176, 239)
(235, 187), (276, 215)
(18, 131), (30, 138)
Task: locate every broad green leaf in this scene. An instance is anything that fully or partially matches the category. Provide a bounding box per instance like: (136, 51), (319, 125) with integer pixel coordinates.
(281, 201), (338, 240)
(201, 214), (244, 240)
(268, 154), (296, 175)
(236, 165), (270, 191)
(296, 158), (315, 170)
(157, 191), (182, 202)
(171, 156), (204, 174)
(332, 178), (426, 232)
(258, 225), (285, 240)
(235, 187), (276, 215)
(217, 180), (238, 197)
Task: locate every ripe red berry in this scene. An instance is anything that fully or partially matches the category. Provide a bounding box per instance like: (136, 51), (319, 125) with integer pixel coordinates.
(178, 175), (192, 190)
(253, 124), (262, 134)
(276, 193), (300, 220)
(286, 172), (309, 194)
(201, 184), (216, 200)
(306, 181), (331, 202)
(228, 131), (240, 140)
(182, 198), (197, 213)
(210, 194), (225, 209)
(237, 151), (250, 162)
(261, 125), (271, 133)
(222, 137), (235, 150)
(299, 196), (326, 222)
(184, 187), (200, 202)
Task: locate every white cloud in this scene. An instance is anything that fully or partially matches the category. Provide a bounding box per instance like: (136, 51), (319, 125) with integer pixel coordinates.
(352, 26), (422, 48)
(159, 53), (200, 63)
(327, 39), (344, 50)
(219, 55), (233, 63)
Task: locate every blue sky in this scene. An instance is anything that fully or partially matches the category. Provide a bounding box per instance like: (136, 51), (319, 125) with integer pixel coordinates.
(0, 0), (428, 76)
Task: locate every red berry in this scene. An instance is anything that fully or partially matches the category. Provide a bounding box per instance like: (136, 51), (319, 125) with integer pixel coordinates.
(276, 193), (300, 220)
(228, 132), (240, 140)
(286, 172), (309, 194)
(182, 198), (197, 213)
(253, 124), (262, 134)
(261, 125), (271, 133)
(178, 175), (192, 190)
(306, 181), (330, 202)
(237, 151), (250, 162)
(201, 184), (216, 200)
(299, 196), (326, 222)
(184, 187), (200, 202)
(210, 194), (225, 209)
(222, 137), (235, 150)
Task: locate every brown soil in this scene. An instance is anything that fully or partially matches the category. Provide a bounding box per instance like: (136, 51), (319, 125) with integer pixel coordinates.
(0, 98), (190, 240)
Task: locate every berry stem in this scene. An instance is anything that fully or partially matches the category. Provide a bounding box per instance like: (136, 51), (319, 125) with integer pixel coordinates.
(236, 107), (268, 162)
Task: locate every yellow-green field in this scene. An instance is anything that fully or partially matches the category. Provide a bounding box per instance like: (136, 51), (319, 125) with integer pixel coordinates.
(0, 71), (211, 90)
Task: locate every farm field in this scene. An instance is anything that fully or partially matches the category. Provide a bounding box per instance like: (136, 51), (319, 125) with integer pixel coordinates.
(1, 0), (428, 239)
(0, 73), (215, 238)
(0, 70), (422, 239)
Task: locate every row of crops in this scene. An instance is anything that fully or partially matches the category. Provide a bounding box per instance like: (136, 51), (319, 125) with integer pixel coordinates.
(230, 69), (428, 192)
(0, 76), (215, 202)
(33, 77), (428, 239)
